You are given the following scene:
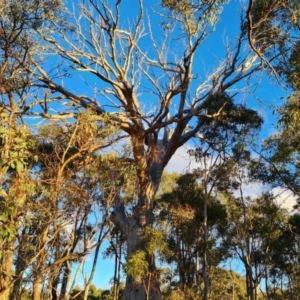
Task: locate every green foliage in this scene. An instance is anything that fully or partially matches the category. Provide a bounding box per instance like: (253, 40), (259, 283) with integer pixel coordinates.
(70, 284), (124, 300)
(125, 226), (169, 280)
(124, 250), (148, 279)
(259, 92), (300, 196)
(162, 0), (192, 15)
(221, 190), (289, 299)
(18, 288), (32, 300)
(163, 268), (248, 300)
(277, 92), (300, 134)
(158, 172), (227, 228)
(209, 268), (247, 300)
(144, 226), (169, 257)
(249, 0), (300, 55)
(161, 0), (227, 35)
(0, 206), (17, 246)
(0, 109), (35, 244)
(1, 0), (300, 297)
(198, 93), (263, 145)
(268, 213), (300, 294)
(283, 41), (300, 90)
(155, 172), (179, 199)
(0, 109), (32, 176)
(163, 288), (199, 300)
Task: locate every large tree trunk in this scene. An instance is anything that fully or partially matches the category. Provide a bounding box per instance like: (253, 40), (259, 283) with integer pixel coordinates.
(122, 222), (161, 300)
(111, 135), (171, 299)
(0, 244), (14, 300)
(111, 168), (163, 299)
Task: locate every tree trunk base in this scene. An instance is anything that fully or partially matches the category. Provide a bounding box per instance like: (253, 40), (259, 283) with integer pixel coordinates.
(122, 275), (161, 300)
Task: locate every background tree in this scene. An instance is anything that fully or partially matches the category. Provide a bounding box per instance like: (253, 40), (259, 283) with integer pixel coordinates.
(157, 172), (227, 298)
(221, 189), (287, 300)
(264, 213), (300, 299)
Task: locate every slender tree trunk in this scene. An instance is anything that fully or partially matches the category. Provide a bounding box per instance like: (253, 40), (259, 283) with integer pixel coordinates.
(195, 250), (200, 286)
(245, 263), (254, 300)
(254, 281), (258, 300)
(113, 237), (118, 297)
(9, 281), (20, 300)
(82, 231), (104, 300)
(59, 262), (71, 300)
(229, 264), (235, 300)
(9, 265), (21, 300)
(51, 273), (59, 300)
(202, 200), (209, 299)
(10, 233), (27, 300)
(33, 225), (49, 300)
(265, 268), (270, 299)
(113, 233), (122, 300)
(116, 241), (122, 299)
(202, 240), (209, 300)
(202, 160), (210, 300)
(65, 256), (86, 300)
(32, 274), (42, 300)
(0, 244), (14, 300)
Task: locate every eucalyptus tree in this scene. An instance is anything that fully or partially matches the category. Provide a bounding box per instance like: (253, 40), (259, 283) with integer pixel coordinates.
(222, 189), (287, 300)
(21, 0), (300, 298)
